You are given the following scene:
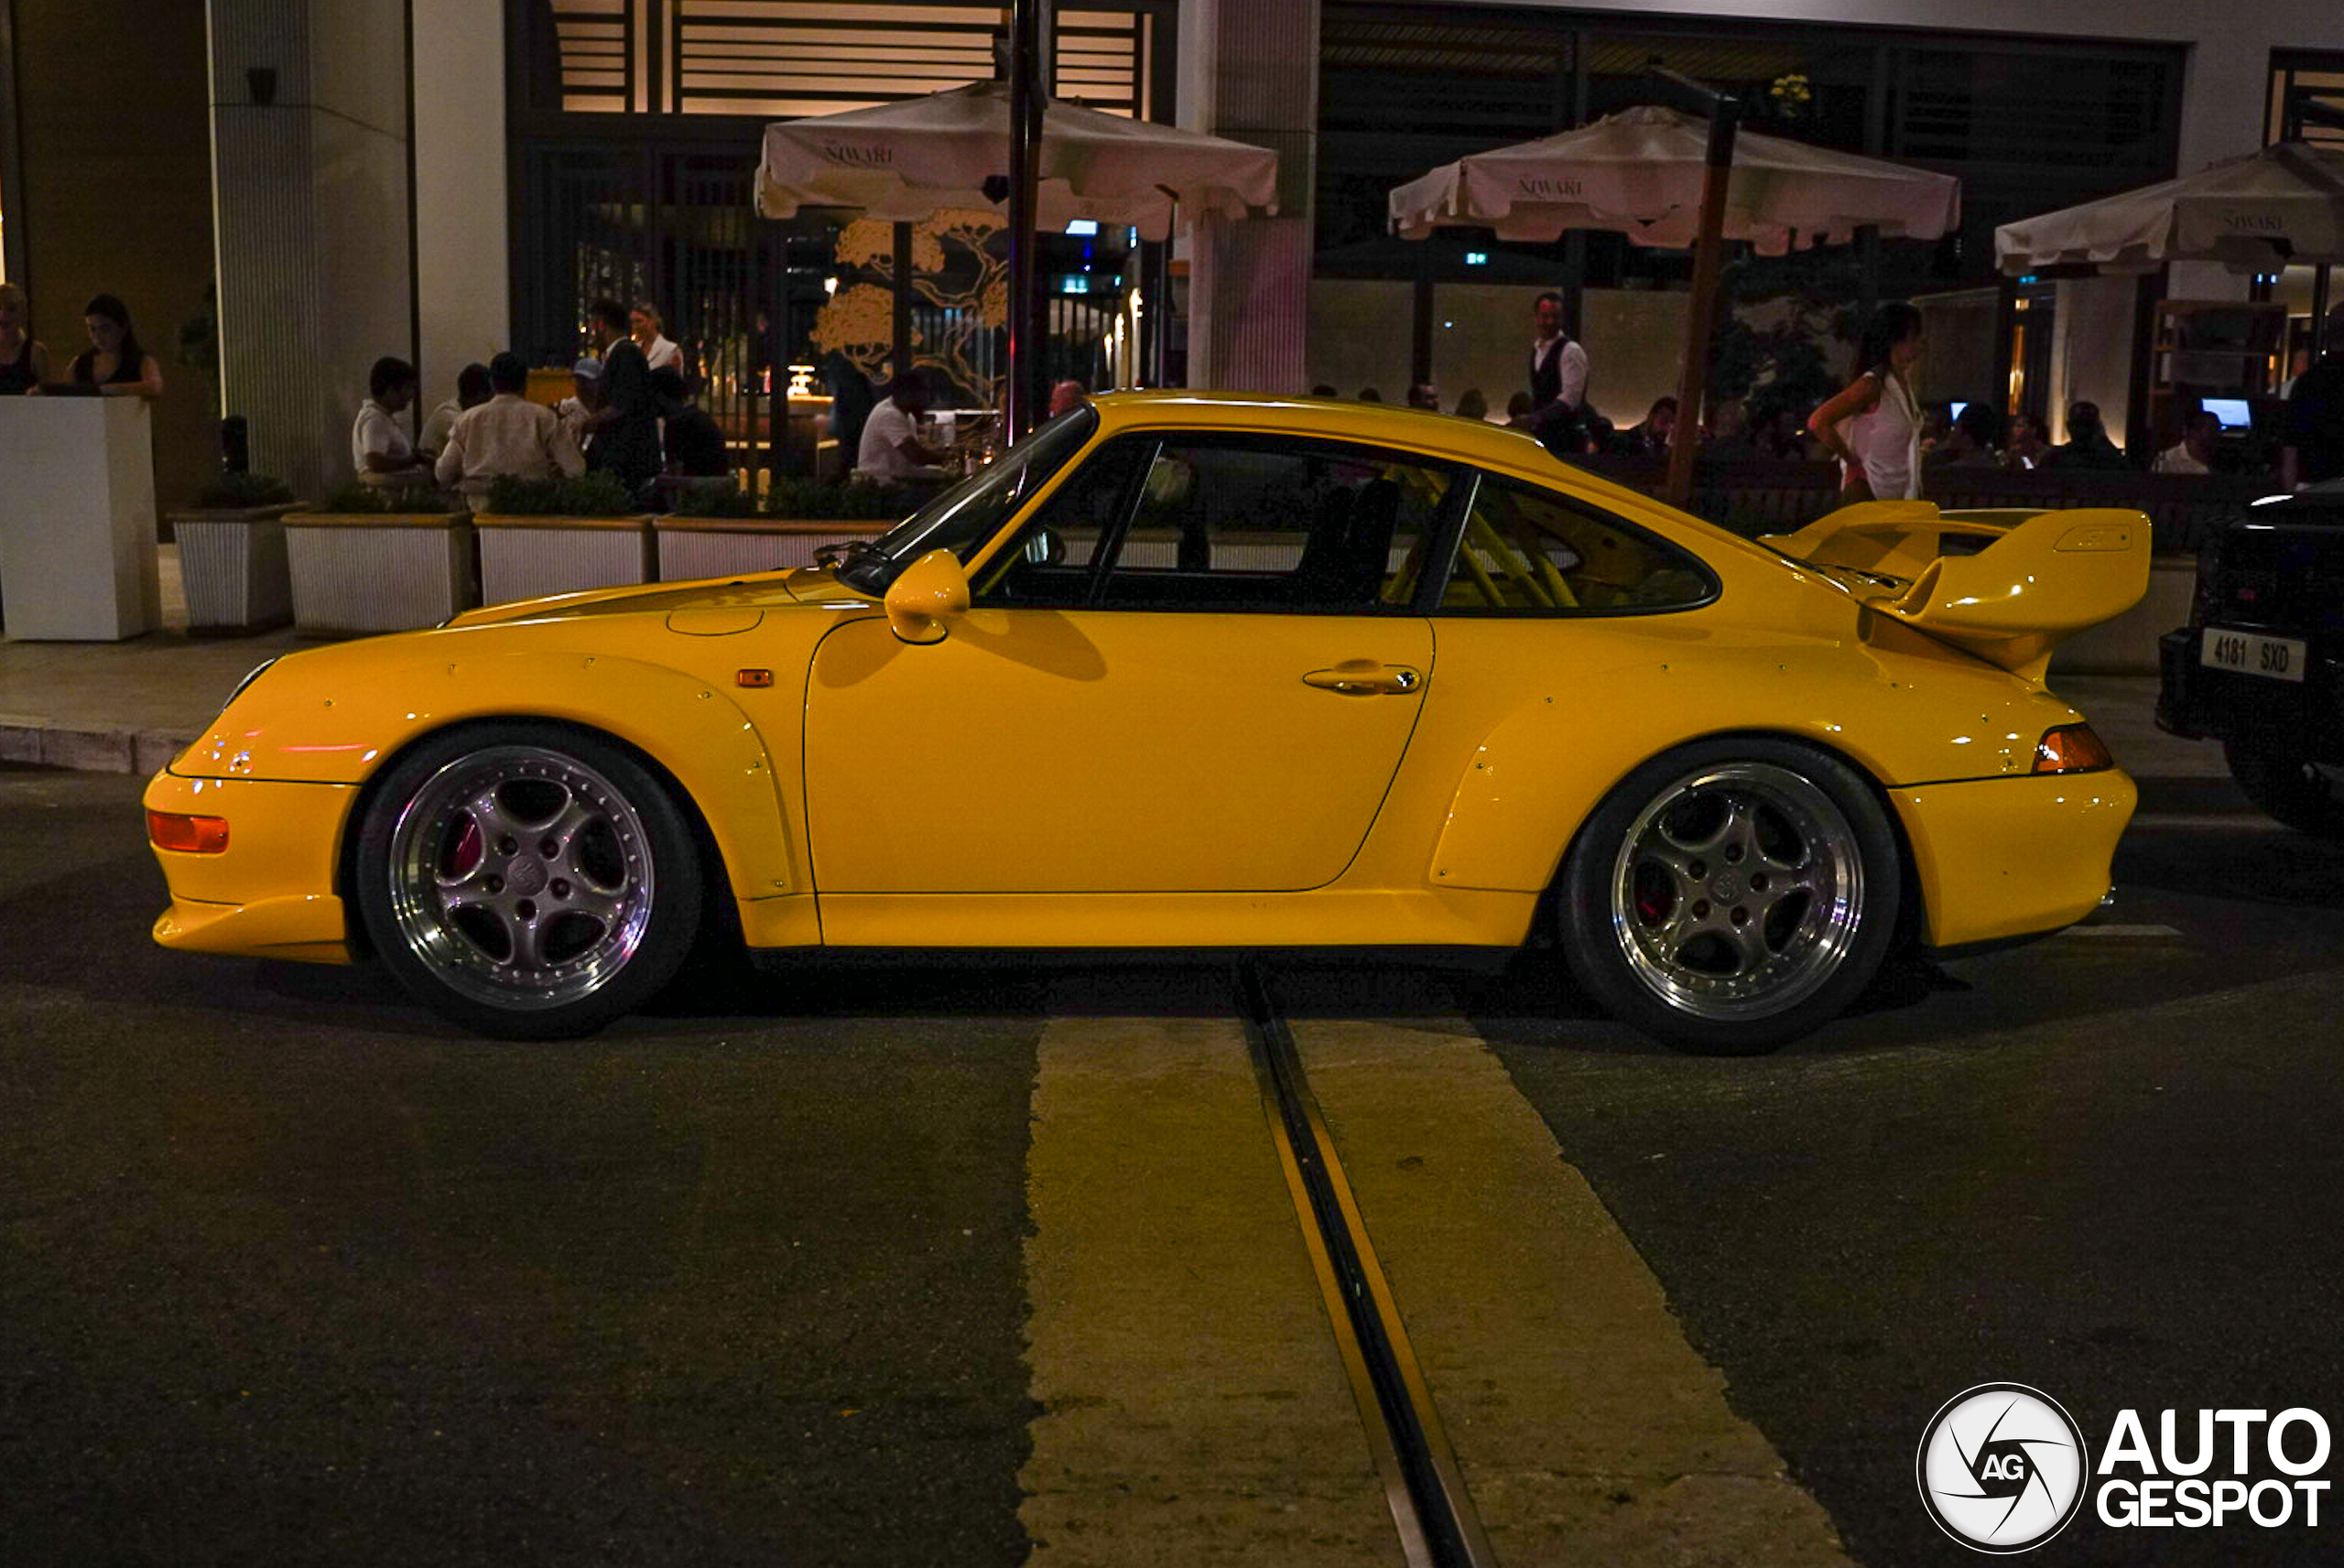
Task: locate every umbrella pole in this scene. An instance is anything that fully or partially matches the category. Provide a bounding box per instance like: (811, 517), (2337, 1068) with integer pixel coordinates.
(1662, 100), (1737, 509)
(1005, 0), (1045, 440)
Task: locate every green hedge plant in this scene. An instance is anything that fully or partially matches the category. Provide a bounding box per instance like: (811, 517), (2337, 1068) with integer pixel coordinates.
(190, 471), (297, 509)
(318, 480), (465, 514)
(483, 470), (641, 516)
(764, 477), (917, 521)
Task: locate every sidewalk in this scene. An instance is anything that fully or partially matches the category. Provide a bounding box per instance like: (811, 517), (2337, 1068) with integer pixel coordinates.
(1, 546), (2225, 780)
(0, 547), (302, 773)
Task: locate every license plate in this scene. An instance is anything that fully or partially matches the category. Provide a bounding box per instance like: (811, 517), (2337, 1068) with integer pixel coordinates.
(2201, 627), (2307, 683)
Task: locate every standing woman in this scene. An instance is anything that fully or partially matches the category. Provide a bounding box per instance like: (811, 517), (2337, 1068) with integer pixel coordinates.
(69, 294), (166, 400)
(0, 283), (53, 394)
(1808, 301), (1923, 503)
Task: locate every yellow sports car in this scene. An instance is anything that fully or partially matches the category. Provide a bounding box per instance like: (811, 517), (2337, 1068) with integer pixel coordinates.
(145, 394), (2146, 1053)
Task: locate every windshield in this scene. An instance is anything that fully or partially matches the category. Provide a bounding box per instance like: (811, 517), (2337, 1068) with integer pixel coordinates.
(835, 406), (1099, 592)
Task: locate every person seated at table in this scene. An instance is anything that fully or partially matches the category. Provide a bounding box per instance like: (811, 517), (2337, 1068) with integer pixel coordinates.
(1927, 404), (2003, 470)
(418, 362), (492, 458)
(2154, 408), (2222, 475)
(1627, 395), (1677, 456)
(433, 351), (583, 510)
(0, 283), (53, 394)
(68, 294), (165, 400)
(2045, 400), (2128, 470)
(351, 355), (430, 484)
(856, 370), (949, 480)
(651, 365), (729, 478)
(2002, 410), (2047, 470)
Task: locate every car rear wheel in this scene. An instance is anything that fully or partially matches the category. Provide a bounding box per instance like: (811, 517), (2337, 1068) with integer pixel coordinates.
(353, 724), (702, 1039)
(2222, 738), (2344, 838)
(1556, 739), (1901, 1054)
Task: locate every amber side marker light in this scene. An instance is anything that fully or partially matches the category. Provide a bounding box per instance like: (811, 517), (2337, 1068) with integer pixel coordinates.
(735, 668), (775, 688)
(147, 810), (230, 853)
(2034, 723), (2114, 774)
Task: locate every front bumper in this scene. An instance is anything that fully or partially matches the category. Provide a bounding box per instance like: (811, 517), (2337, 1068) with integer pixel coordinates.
(1891, 769), (2136, 950)
(144, 770), (358, 965)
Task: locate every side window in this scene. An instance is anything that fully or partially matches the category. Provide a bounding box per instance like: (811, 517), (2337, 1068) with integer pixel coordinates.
(1097, 436), (1450, 612)
(1441, 478), (1716, 614)
(971, 437), (1146, 606)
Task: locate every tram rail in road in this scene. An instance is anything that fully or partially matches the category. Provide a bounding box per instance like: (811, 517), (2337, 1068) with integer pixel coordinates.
(1239, 963), (1499, 1568)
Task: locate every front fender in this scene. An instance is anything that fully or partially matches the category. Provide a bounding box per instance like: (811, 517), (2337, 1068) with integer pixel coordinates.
(171, 646), (802, 903)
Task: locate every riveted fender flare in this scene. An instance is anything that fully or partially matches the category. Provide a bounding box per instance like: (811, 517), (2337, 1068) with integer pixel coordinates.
(180, 648), (803, 909)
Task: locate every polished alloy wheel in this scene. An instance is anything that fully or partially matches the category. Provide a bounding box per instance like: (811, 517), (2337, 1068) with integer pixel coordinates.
(385, 745), (658, 1012)
(1608, 761), (1864, 1022)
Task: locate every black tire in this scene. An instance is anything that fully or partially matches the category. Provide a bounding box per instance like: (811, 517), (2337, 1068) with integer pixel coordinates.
(1555, 738), (1902, 1054)
(353, 722), (703, 1039)
(2222, 738), (2344, 838)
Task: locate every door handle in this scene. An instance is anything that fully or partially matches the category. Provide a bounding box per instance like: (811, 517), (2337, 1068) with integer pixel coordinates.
(1302, 661), (1424, 696)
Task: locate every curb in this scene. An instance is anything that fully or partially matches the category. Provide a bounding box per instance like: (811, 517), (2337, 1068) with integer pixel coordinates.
(0, 721), (192, 776)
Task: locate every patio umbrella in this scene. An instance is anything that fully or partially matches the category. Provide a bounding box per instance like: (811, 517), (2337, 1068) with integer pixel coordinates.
(755, 80), (1278, 244)
(758, 76), (1276, 438)
(1389, 104), (1960, 254)
(1391, 103), (1958, 505)
(1995, 141), (2344, 275)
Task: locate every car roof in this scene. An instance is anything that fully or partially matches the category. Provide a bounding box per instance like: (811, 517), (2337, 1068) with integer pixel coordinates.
(1088, 389), (1560, 472)
(1081, 390), (1724, 537)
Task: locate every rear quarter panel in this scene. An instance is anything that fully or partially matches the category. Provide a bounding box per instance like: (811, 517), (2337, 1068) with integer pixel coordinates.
(1401, 556), (2093, 896)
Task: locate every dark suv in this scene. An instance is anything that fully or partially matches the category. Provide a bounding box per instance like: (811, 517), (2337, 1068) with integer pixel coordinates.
(2157, 488), (2344, 834)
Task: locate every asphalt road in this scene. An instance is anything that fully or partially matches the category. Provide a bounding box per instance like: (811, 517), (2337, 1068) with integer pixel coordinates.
(5, 764), (2339, 1566)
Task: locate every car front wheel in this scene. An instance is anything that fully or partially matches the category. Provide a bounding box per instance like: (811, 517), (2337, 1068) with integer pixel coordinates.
(353, 723), (703, 1039)
(2223, 738), (2344, 838)
(1556, 739), (1901, 1054)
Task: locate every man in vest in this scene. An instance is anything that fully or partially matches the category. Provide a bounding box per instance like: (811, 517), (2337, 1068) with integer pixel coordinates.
(1527, 290), (1590, 455)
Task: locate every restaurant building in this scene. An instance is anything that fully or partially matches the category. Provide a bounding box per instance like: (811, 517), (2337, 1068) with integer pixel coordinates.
(2, 0), (2339, 498)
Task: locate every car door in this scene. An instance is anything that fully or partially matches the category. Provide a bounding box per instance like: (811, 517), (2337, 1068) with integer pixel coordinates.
(800, 430), (1459, 893)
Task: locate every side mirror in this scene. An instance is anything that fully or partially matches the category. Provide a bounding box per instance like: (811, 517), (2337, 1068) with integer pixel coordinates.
(884, 547), (971, 644)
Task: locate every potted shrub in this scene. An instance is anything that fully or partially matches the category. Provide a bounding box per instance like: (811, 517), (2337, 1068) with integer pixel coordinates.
(283, 481), (474, 637)
(652, 476), (919, 582)
(166, 471), (299, 633)
(472, 470), (654, 605)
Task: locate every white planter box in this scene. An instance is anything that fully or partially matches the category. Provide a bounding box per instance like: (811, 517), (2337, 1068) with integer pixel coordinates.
(475, 514), (655, 605)
(652, 517), (890, 582)
(284, 511), (476, 636)
(168, 503), (298, 633)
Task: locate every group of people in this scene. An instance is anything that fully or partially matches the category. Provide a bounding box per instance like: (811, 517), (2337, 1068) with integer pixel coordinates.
(0, 286), (167, 401)
(352, 297), (728, 510)
(1806, 298), (2344, 501)
(848, 367), (1087, 480)
(1340, 288), (2344, 505)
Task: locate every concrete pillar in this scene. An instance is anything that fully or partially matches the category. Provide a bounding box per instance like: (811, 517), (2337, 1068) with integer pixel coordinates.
(208, 0), (414, 501)
(412, 0), (510, 405)
(1181, 0), (1316, 395)
(2049, 275), (2138, 449)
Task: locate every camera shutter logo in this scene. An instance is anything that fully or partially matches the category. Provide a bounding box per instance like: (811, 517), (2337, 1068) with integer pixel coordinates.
(1917, 1384), (2089, 1552)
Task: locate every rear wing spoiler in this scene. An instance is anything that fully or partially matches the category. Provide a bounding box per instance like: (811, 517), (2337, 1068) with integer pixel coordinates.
(1759, 502), (2152, 684)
